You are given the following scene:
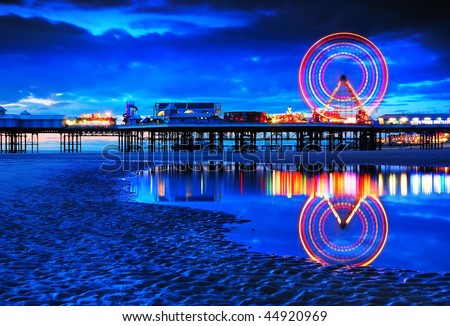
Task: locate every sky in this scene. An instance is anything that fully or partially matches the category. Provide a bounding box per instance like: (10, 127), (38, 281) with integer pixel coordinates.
(0, 0), (449, 119)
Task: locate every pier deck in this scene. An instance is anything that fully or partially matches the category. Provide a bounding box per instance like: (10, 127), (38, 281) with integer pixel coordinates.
(1, 123), (449, 153)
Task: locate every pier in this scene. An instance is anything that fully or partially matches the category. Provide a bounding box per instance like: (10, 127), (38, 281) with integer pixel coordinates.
(1, 101), (449, 154)
(0, 123), (449, 154)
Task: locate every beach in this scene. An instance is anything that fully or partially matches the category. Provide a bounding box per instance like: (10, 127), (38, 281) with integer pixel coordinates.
(0, 151), (449, 305)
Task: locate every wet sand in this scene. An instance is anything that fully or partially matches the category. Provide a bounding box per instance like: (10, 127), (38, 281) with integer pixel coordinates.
(0, 153), (449, 305)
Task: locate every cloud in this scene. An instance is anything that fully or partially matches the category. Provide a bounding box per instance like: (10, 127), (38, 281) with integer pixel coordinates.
(398, 78), (450, 89)
(0, 13), (305, 113)
(394, 78), (450, 106)
(0, 15), (91, 52)
(166, 0), (285, 12)
(19, 96), (59, 106)
(1, 0), (24, 4)
(0, 0), (448, 116)
(160, 1), (447, 40)
(31, 0), (134, 9)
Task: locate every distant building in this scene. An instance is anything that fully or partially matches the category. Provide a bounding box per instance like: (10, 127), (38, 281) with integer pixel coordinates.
(377, 113), (450, 125)
(224, 111), (268, 123)
(153, 102), (222, 124)
(0, 108), (66, 128)
(123, 101), (141, 125)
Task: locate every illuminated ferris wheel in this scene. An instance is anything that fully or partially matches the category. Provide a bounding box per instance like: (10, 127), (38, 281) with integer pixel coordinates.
(298, 32), (389, 123)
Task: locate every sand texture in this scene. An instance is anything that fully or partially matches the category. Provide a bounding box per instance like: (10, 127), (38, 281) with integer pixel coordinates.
(0, 154), (449, 305)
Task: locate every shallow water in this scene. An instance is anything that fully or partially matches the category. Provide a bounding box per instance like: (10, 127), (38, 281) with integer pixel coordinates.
(132, 164), (450, 273)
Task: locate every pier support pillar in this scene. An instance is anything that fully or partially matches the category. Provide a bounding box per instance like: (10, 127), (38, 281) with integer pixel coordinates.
(0, 132), (29, 153)
(118, 131), (144, 152)
(60, 132), (82, 153)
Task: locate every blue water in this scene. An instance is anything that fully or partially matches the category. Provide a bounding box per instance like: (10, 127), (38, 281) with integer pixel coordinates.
(132, 164), (450, 273)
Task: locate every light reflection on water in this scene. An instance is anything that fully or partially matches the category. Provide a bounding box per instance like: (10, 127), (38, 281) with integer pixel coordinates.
(131, 164), (450, 272)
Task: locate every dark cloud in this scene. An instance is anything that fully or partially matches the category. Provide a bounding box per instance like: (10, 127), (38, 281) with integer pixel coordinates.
(168, 0), (446, 26)
(5, 1), (448, 47)
(216, 0), (447, 43)
(163, 0), (449, 59)
(0, 15), (91, 53)
(0, 14), (297, 112)
(167, 0), (287, 11)
(30, 0), (134, 8)
(0, 0), (24, 4)
(0, 16), (114, 102)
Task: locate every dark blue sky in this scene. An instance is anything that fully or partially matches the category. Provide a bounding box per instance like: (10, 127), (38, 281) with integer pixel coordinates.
(0, 0), (448, 118)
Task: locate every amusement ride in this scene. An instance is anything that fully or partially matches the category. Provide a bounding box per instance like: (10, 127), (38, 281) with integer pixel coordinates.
(298, 32), (389, 124)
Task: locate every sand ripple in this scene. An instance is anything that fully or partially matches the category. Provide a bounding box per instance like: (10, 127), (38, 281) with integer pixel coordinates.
(0, 156), (449, 305)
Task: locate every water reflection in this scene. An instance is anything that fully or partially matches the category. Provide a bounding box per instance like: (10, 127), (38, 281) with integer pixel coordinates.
(132, 164), (450, 271)
(299, 195), (388, 266)
(134, 164), (450, 199)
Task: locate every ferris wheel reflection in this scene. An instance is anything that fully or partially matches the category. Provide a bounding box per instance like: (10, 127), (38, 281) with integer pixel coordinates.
(298, 194), (388, 267)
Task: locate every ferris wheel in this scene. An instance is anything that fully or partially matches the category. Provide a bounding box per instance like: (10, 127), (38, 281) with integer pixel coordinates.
(298, 32), (389, 123)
